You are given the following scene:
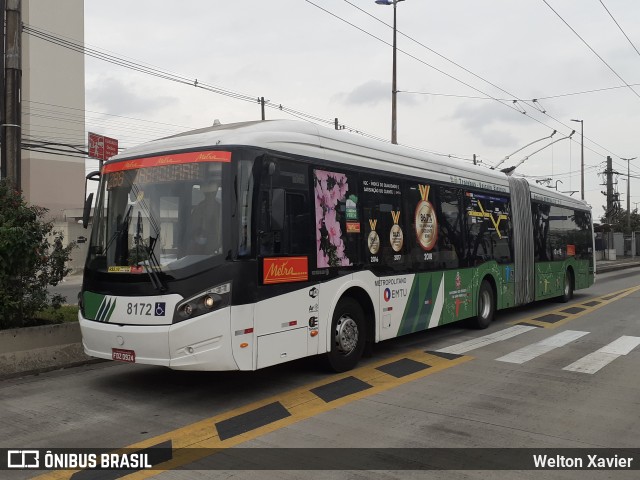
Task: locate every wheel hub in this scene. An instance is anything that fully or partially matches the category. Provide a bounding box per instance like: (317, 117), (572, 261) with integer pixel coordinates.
(335, 315), (358, 355)
(479, 290), (491, 318)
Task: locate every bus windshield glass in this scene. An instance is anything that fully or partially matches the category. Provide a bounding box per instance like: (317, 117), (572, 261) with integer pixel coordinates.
(87, 151), (231, 277)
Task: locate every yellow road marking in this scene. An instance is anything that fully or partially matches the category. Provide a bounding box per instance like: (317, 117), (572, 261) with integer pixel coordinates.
(32, 350), (471, 479)
(509, 284), (640, 329)
(32, 285), (640, 479)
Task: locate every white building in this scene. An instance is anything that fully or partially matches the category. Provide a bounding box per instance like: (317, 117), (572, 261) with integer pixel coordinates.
(22, 0), (86, 269)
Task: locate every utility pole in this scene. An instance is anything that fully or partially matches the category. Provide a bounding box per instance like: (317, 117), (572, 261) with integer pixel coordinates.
(622, 157), (637, 230)
(0, 0), (5, 180)
(606, 156), (614, 225)
(259, 97), (265, 121)
(2, 0), (21, 189)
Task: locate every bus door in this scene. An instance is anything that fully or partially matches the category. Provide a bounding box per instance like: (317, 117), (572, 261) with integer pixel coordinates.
(253, 157), (318, 369)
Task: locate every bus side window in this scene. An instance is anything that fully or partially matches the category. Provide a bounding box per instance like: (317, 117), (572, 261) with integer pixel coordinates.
(532, 202), (551, 261)
(258, 158), (311, 256)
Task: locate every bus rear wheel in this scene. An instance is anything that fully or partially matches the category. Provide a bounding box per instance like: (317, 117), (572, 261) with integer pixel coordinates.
(559, 269), (574, 303)
(469, 279), (495, 329)
(325, 297), (366, 372)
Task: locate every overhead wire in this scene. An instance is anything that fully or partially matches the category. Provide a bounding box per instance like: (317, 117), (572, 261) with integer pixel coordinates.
(23, 21), (480, 163)
(314, 0), (631, 165)
(541, 0), (640, 100)
(598, 0), (640, 59)
(22, 9), (636, 172)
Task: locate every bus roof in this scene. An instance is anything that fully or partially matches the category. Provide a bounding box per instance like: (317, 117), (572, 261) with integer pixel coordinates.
(107, 119), (590, 211)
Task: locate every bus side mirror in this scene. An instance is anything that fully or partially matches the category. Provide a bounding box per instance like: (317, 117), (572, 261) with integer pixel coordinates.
(270, 188), (285, 231)
(82, 193), (94, 229)
(83, 171), (101, 229)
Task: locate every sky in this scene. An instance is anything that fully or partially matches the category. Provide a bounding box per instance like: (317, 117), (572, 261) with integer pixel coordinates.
(79, 0), (640, 220)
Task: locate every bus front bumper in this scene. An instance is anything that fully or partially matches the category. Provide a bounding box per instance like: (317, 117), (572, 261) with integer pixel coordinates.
(79, 308), (239, 371)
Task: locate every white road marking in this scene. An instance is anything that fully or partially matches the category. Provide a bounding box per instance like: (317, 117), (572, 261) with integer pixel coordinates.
(436, 325), (538, 355)
(563, 336), (640, 374)
(496, 330), (590, 364)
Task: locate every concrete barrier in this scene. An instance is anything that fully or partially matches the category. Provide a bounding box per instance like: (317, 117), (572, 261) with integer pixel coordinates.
(0, 322), (94, 378)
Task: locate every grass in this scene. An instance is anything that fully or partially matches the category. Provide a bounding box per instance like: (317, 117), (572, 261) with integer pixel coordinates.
(32, 305), (79, 325)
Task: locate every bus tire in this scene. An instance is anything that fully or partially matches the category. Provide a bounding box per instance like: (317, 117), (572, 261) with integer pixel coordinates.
(470, 279), (495, 329)
(325, 297), (366, 372)
(559, 269), (574, 303)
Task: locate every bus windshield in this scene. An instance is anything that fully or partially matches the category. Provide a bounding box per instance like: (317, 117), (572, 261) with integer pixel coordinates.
(87, 151), (231, 279)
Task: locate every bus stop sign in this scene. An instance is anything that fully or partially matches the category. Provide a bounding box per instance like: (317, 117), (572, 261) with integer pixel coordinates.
(88, 132), (119, 160)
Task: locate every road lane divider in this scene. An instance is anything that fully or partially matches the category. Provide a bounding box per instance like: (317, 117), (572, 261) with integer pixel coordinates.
(510, 285), (640, 329)
(32, 349), (472, 479)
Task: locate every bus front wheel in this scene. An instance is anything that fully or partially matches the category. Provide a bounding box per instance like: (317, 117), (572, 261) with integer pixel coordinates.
(469, 279), (495, 329)
(325, 297), (366, 372)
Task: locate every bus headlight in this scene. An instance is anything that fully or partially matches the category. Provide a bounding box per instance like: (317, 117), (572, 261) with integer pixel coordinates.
(174, 282), (231, 323)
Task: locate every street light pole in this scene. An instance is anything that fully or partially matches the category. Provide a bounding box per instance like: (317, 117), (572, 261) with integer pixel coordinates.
(622, 157), (637, 230)
(570, 119), (584, 201)
(376, 0), (404, 144)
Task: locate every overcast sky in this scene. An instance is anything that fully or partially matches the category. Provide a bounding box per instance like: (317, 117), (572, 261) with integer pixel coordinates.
(82, 0), (640, 219)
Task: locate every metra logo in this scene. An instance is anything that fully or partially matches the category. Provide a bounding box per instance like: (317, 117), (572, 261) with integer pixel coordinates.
(384, 287), (407, 302)
(263, 257), (309, 285)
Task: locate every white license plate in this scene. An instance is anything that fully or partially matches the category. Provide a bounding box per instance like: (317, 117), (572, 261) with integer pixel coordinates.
(112, 348), (136, 363)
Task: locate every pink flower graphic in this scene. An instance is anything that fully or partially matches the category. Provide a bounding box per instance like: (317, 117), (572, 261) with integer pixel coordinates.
(314, 169), (352, 268)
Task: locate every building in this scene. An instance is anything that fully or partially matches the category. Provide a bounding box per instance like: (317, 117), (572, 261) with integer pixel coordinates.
(22, 0), (87, 269)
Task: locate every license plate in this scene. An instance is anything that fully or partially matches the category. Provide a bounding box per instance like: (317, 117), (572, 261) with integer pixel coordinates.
(112, 348), (136, 363)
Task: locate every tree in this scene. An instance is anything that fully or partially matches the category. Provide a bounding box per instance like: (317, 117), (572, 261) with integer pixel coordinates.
(0, 180), (75, 328)
(600, 208), (640, 234)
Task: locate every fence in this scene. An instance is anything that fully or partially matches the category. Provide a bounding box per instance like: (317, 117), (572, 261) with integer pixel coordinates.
(595, 232), (639, 260)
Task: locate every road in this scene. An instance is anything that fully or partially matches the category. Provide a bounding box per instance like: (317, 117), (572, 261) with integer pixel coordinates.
(7, 267), (640, 479)
(48, 274), (82, 305)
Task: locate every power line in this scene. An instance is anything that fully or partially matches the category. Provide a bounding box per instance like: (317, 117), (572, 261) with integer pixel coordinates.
(307, 0), (635, 164)
(598, 0), (640, 59)
(541, 0), (640, 100)
(342, 0), (526, 106)
(23, 21), (479, 162)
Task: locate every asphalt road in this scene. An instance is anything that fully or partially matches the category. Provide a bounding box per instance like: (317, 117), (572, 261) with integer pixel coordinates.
(9, 266), (640, 479)
(48, 273), (82, 305)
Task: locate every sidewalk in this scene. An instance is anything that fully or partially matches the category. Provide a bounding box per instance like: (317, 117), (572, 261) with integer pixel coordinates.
(596, 256), (640, 273)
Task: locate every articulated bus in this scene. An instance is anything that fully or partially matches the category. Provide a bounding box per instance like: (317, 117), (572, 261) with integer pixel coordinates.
(80, 120), (595, 372)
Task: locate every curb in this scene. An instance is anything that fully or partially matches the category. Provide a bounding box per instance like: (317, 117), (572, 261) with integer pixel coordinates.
(0, 322), (97, 380)
(597, 262), (640, 274)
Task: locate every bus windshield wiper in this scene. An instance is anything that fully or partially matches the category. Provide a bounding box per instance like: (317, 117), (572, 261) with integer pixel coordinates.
(104, 205), (133, 261)
(134, 211), (166, 292)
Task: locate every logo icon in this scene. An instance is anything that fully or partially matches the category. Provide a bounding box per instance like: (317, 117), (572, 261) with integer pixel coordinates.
(154, 302), (166, 316)
(309, 287), (319, 298)
(384, 288), (391, 302)
(8, 450), (40, 469)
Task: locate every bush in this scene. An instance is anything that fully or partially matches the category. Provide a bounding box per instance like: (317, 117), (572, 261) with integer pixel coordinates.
(0, 180), (75, 329)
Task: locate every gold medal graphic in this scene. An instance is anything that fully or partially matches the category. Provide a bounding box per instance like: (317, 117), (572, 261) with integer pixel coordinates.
(415, 184), (437, 251)
(390, 210), (403, 252)
(367, 219), (380, 255)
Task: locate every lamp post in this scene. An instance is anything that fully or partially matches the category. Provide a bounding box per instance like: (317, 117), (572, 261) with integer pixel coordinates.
(376, 0), (404, 144)
(570, 119), (584, 200)
(622, 157), (637, 230)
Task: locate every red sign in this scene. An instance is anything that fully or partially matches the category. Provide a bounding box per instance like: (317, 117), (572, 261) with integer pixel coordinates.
(263, 257), (309, 285)
(567, 244), (576, 257)
(102, 151), (232, 174)
(88, 132), (119, 160)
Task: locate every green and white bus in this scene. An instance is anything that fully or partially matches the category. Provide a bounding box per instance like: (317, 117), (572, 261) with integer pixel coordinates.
(80, 120), (595, 372)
